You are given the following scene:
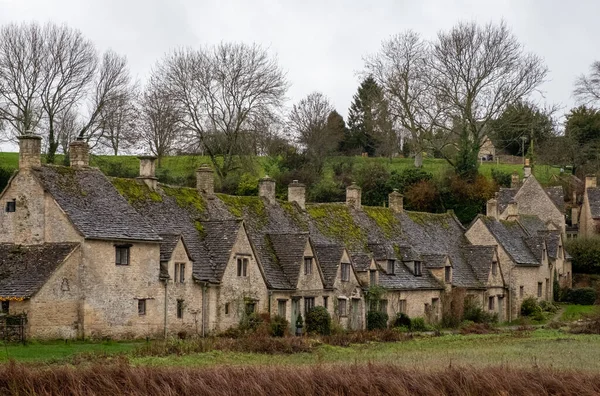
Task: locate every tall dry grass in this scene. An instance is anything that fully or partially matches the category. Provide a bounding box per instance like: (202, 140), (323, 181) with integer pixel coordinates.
(0, 362), (599, 395)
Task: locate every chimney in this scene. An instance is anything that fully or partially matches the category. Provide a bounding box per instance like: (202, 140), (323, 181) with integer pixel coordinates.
(511, 172), (520, 189)
(346, 183), (362, 210)
(259, 175), (276, 204)
(572, 207), (579, 226)
(17, 132), (42, 169)
(137, 156), (158, 190)
(389, 190), (404, 213)
(585, 175), (597, 189)
(196, 164), (214, 197)
(486, 198), (498, 219)
(523, 158), (531, 178)
(507, 199), (519, 220)
(69, 137), (89, 168)
(288, 180), (306, 210)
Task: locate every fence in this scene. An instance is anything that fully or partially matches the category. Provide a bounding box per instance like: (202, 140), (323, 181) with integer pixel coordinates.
(0, 314), (26, 343)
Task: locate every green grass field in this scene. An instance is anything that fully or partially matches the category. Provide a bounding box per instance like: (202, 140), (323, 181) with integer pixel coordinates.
(561, 305), (600, 322)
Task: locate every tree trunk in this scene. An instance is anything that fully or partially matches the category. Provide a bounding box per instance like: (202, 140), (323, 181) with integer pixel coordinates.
(414, 151), (423, 168)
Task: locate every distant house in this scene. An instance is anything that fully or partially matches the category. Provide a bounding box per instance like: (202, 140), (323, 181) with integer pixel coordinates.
(579, 176), (600, 238)
(478, 136), (496, 161)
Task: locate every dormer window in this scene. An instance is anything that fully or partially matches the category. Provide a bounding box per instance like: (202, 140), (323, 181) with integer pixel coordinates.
(369, 269), (377, 285)
(304, 257), (313, 275)
(387, 259), (395, 274)
(445, 266), (451, 282)
(414, 261), (422, 276)
(492, 261), (498, 276)
(5, 199), (16, 213)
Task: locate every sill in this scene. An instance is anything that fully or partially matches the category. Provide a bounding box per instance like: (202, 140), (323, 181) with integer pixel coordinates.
(115, 264), (130, 266)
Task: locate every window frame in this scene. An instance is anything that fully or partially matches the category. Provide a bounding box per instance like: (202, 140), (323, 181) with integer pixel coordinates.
(491, 261), (498, 276)
(176, 299), (184, 319)
(414, 261), (422, 276)
(445, 266), (451, 283)
(338, 298), (347, 317)
(387, 259), (395, 274)
(5, 199), (15, 213)
(237, 257), (249, 277)
(277, 299), (287, 317)
(304, 297), (315, 314)
(369, 269), (377, 286)
(1, 301), (9, 314)
(225, 303), (230, 315)
(323, 296), (328, 309)
(341, 263), (350, 282)
(138, 299), (146, 316)
(537, 282), (543, 297)
(488, 296), (495, 311)
(399, 299), (407, 314)
(304, 257), (313, 275)
(519, 286), (524, 298)
(115, 244), (131, 266)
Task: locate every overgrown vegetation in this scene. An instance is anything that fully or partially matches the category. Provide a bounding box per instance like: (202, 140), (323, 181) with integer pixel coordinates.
(565, 238), (600, 274)
(305, 307), (331, 336)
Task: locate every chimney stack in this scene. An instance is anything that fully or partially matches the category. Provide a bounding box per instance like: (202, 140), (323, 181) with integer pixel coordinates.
(523, 158), (531, 178)
(507, 199), (519, 220)
(259, 175), (276, 204)
(511, 172), (520, 189)
(389, 190), (404, 213)
(17, 132), (42, 169)
(196, 164), (214, 197)
(486, 198), (498, 219)
(69, 137), (89, 168)
(585, 175), (597, 189)
(346, 183), (362, 210)
(137, 156), (158, 190)
(288, 180), (306, 209)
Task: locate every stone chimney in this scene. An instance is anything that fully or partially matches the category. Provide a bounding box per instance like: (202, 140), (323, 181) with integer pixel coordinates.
(196, 164), (214, 197)
(572, 207), (579, 226)
(389, 190), (403, 213)
(523, 158), (531, 178)
(346, 183), (362, 210)
(507, 199), (519, 220)
(486, 198), (498, 219)
(17, 132), (42, 169)
(511, 172), (520, 189)
(137, 156), (158, 190)
(69, 137), (89, 168)
(585, 175), (597, 189)
(288, 180), (305, 210)
(259, 175), (276, 204)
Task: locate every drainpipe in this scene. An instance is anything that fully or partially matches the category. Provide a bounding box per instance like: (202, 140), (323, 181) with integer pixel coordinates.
(163, 280), (168, 339)
(201, 282), (208, 338)
(268, 291), (273, 314)
(508, 266), (514, 323)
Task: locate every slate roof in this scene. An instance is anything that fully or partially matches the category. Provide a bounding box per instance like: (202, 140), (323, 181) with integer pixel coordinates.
(267, 233), (309, 288)
(480, 217), (540, 265)
(421, 254), (447, 269)
(587, 188), (600, 219)
(159, 234), (181, 261)
(314, 244), (345, 288)
(524, 236), (545, 263)
(0, 243), (78, 298)
(544, 186), (565, 212)
(518, 215), (547, 236)
(351, 253), (372, 272)
(461, 245), (495, 286)
(197, 220), (242, 283)
(32, 166), (161, 242)
(497, 188), (517, 213)
(538, 230), (562, 260)
(377, 261), (443, 290)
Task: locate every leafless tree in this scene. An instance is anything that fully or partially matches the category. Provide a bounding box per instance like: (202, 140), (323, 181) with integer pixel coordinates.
(288, 91), (337, 154)
(56, 107), (81, 156)
(574, 61), (600, 105)
(0, 23), (46, 140)
(95, 87), (139, 155)
(158, 43), (288, 182)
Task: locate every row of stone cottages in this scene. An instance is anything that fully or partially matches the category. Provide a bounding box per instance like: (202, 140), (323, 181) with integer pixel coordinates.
(0, 134), (572, 339)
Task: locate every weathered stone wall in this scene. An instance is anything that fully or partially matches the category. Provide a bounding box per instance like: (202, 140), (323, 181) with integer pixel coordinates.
(330, 250), (364, 330)
(580, 193), (596, 237)
(296, 242), (324, 294)
(383, 289), (442, 323)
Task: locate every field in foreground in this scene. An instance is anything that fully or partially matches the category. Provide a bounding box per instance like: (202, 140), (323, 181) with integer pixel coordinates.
(1, 362), (599, 396)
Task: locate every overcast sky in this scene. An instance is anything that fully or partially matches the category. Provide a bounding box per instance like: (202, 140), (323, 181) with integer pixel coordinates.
(0, 0), (599, 152)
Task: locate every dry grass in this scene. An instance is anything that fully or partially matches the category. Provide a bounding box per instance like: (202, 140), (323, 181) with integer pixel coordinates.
(459, 323), (498, 335)
(569, 313), (600, 335)
(0, 361), (599, 395)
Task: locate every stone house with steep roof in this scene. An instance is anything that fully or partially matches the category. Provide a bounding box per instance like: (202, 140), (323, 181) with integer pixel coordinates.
(579, 175), (600, 238)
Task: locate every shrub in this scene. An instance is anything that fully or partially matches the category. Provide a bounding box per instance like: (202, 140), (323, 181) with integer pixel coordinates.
(239, 312), (264, 333)
(539, 300), (559, 313)
(463, 298), (498, 324)
(367, 311), (389, 330)
(0, 167), (12, 192)
(565, 238), (600, 274)
(459, 322), (496, 335)
(409, 317), (428, 332)
(491, 169), (512, 188)
(270, 315), (288, 337)
(305, 307), (331, 336)
(393, 313), (411, 328)
(564, 288), (597, 305)
(520, 297), (542, 317)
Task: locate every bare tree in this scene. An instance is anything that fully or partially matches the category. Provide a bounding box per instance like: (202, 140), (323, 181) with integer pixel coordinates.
(574, 61), (600, 105)
(96, 85), (139, 155)
(0, 23), (46, 140)
(158, 43), (288, 182)
(56, 107), (81, 156)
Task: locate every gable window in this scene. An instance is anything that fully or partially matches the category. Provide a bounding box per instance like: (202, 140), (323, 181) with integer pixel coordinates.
(177, 300), (184, 319)
(174, 263), (185, 283)
(1, 301), (9, 314)
(115, 245), (131, 266)
(492, 261), (498, 276)
(519, 286), (524, 298)
(538, 282), (543, 297)
(5, 199), (15, 213)
(338, 299), (347, 316)
(323, 296), (328, 309)
(414, 261), (422, 276)
(138, 299), (146, 316)
(277, 300), (287, 317)
(445, 266), (452, 283)
(369, 270), (377, 286)
(488, 296), (495, 311)
(237, 257), (248, 277)
(225, 303), (230, 315)
(399, 299), (407, 314)
(387, 259), (395, 274)
(304, 297), (315, 313)
(304, 257), (313, 275)
(341, 263), (350, 282)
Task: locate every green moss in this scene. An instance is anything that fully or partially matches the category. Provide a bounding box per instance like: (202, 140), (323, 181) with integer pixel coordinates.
(363, 206), (401, 238)
(306, 204), (366, 250)
(217, 194), (268, 228)
(194, 221), (206, 238)
(162, 185), (204, 213)
(407, 211), (450, 229)
(112, 178), (163, 204)
(280, 201), (308, 231)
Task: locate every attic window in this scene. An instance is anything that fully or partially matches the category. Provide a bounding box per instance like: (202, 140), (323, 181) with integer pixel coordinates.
(445, 266), (451, 283)
(414, 261), (422, 276)
(341, 263), (351, 282)
(304, 257), (313, 275)
(492, 261), (498, 276)
(5, 199), (15, 213)
(387, 260), (395, 274)
(237, 258), (248, 277)
(115, 245), (131, 265)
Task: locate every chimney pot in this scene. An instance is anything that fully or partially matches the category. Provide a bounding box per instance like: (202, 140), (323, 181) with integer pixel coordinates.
(288, 180), (306, 209)
(346, 183), (362, 210)
(196, 164), (214, 197)
(137, 156), (158, 190)
(486, 198), (498, 219)
(259, 175), (276, 204)
(69, 139), (89, 168)
(17, 132), (42, 169)
(389, 189), (404, 213)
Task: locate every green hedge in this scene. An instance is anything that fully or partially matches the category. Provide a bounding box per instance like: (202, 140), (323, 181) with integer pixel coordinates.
(367, 311), (389, 330)
(305, 306), (331, 335)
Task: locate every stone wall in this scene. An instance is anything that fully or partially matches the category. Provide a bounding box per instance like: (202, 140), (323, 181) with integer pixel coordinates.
(330, 250), (364, 330)
(382, 289), (442, 323)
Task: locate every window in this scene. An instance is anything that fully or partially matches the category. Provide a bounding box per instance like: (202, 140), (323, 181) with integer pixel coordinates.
(5, 199), (15, 213)
(338, 299), (347, 316)
(1, 301), (9, 314)
(538, 282), (543, 297)
(138, 299), (146, 316)
(237, 257), (248, 277)
(177, 300), (184, 319)
(115, 245), (131, 265)
(369, 270), (377, 286)
(387, 259), (395, 274)
(520, 286), (524, 298)
(341, 263), (350, 282)
(445, 266), (451, 282)
(304, 297), (315, 313)
(175, 263), (185, 283)
(491, 261), (498, 276)
(277, 300), (287, 317)
(225, 303), (230, 315)
(304, 257), (312, 275)
(414, 261), (422, 276)
(399, 299), (407, 314)
(323, 296), (328, 309)
(488, 296), (495, 311)
(380, 299), (388, 314)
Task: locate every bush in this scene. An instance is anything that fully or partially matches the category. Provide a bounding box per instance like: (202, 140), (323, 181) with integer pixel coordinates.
(239, 312), (264, 333)
(305, 307), (331, 336)
(491, 169), (512, 188)
(539, 300), (559, 313)
(564, 288), (597, 305)
(409, 317), (428, 332)
(520, 297), (542, 317)
(463, 298), (498, 324)
(565, 238), (600, 274)
(0, 167), (12, 192)
(270, 315), (288, 337)
(367, 311), (389, 330)
(392, 313), (411, 329)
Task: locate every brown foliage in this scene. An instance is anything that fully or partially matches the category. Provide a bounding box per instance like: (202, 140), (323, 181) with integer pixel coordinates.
(569, 313), (600, 335)
(1, 362), (600, 395)
(404, 180), (439, 212)
(459, 323), (497, 335)
(320, 329), (411, 347)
